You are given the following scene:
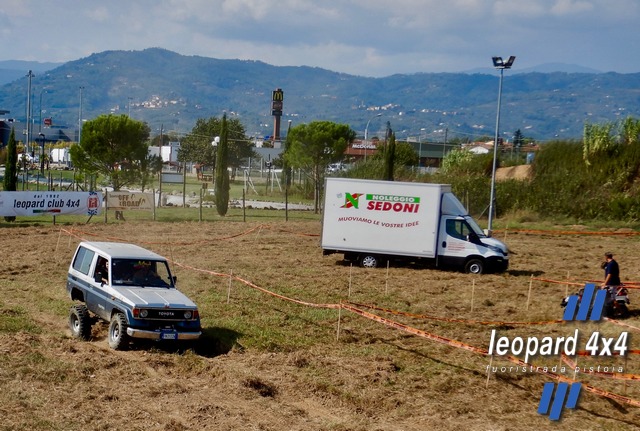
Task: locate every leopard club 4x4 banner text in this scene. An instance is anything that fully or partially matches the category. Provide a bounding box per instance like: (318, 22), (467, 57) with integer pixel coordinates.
(0, 191), (102, 217)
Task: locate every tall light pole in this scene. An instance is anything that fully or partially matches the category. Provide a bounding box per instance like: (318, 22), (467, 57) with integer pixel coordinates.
(419, 127), (426, 168)
(38, 88), (48, 134)
(26, 70), (34, 158)
(487, 55), (515, 235)
(364, 113), (382, 162)
(78, 86), (84, 143)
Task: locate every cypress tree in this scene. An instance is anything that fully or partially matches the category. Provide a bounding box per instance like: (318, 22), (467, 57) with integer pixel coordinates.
(214, 114), (230, 216)
(3, 128), (18, 221)
(383, 123), (396, 181)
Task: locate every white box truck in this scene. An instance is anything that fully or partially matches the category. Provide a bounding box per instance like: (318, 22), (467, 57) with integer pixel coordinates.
(321, 178), (509, 274)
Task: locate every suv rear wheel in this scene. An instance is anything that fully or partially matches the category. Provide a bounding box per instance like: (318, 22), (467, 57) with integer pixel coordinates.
(69, 304), (92, 340)
(108, 312), (130, 350)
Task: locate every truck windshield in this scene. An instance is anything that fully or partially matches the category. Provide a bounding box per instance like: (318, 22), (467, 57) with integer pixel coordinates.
(464, 217), (487, 237)
(111, 259), (174, 288)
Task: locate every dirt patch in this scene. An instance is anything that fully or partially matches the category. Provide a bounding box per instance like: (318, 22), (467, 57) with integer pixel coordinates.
(0, 220), (638, 430)
(496, 165), (532, 181)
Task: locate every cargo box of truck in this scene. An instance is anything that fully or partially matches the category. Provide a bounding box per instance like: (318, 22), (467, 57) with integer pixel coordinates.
(321, 178), (509, 274)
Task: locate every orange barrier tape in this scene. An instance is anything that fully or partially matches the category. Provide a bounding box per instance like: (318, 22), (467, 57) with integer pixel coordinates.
(606, 318), (640, 333)
(343, 303), (640, 408)
(562, 355), (640, 381)
(172, 260), (340, 310)
(531, 277), (586, 287)
(347, 301), (565, 326)
(571, 350), (640, 357)
(261, 225), (320, 238)
(63, 223), (322, 245)
(59, 228), (640, 408)
(502, 228), (640, 236)
(341, 303), (489, 355)
(532, 276), (640, 291)
(61, 225), (268, 246)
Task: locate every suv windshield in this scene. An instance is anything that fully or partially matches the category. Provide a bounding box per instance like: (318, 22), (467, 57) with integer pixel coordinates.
(111, 259), (174, 288)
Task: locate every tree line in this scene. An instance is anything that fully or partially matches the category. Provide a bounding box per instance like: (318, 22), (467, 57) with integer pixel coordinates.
(3, 113), (639, 223)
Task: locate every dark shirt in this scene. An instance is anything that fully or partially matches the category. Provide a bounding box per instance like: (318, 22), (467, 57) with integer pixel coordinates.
(604, 259), (621, 286)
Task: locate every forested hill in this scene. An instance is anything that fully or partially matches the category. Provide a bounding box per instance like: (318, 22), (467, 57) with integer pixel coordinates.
(1, 48), (639, 141)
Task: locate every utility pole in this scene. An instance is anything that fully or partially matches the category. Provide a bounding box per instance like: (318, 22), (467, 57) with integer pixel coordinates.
(78, 86), (84, 143)
(26, 70), (34, 157)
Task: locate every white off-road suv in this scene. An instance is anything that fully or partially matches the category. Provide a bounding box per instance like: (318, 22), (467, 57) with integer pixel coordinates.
(67, 241), (201, 350)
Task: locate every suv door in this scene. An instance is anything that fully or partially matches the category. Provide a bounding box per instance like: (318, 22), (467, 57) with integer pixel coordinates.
(86, 254), (111, 320)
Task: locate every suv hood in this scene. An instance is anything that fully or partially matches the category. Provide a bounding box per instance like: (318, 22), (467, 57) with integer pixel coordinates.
(118, 287), (198, 309)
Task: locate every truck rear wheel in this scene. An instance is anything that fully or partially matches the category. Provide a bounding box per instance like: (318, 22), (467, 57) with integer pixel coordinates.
(464, 258), (484, 274)
(360, 254), (379, 268)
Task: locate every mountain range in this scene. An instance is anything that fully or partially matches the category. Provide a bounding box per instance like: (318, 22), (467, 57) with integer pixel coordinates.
(1, 48), (639, 142)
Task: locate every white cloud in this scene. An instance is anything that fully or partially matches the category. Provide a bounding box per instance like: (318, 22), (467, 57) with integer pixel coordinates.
(551, 0), (594, 15)
(1, 0), (640, 75)
(85, 6), (110, 22)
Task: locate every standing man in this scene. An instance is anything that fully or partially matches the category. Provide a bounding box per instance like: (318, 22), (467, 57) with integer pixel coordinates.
(601, 252), (621, 287)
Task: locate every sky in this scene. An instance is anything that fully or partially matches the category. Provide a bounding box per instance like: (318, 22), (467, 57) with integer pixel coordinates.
(1, 0), (640, 77)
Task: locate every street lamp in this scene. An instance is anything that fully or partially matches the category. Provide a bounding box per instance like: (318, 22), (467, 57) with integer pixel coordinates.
(487, 55), (515, 235)
(211, 137), (219, 187)
(364, 113), (382, 162)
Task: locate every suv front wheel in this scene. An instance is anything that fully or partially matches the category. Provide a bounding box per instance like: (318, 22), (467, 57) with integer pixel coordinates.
(108, 312), (130, 350)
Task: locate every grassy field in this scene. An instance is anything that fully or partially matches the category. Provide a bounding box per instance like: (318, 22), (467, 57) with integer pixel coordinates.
(0, 216), (639, 430)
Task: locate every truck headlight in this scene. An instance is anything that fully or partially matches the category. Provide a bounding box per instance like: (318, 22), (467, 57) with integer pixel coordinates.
(487, 244), (506, 255)
(139, 309), (149, 318)
(183, 310), (192, 319)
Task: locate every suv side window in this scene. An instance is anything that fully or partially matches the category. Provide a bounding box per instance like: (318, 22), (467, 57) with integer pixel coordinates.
(94, 256), (109, 283)
(72, 247), (95, 275)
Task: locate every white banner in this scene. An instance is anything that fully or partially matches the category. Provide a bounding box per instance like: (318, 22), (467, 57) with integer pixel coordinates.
(106, 191), (154, 211)
(161, 172), (184, 184)
(0, 191), (102, 216)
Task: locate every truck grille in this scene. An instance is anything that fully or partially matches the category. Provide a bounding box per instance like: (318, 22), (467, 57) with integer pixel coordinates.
(143, 309), (192, 320)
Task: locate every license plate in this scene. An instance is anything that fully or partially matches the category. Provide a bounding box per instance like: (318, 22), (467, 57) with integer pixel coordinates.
(160, 331), (177, 340)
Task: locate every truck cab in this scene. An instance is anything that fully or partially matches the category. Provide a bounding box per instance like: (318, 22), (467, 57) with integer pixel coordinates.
(438, 215), (509, 274)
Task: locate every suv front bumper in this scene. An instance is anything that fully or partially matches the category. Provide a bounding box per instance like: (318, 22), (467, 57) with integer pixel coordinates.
(127, 327), (201, 341)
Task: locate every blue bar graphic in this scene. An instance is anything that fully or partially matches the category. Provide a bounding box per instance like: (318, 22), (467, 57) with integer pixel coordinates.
(549, 382), (569, 420)
(589, 289), (607, 321)
(566, 383), (582, 409)
(537, 382), (555, 414)
(575, 283), (596, 321)
(563, 296), (578, 321)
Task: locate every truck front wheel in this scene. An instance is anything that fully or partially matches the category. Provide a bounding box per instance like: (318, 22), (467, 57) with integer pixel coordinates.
(108, 313), (130, 350)
(464, 258), (484, 274)
(360, 254), (379, 268)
